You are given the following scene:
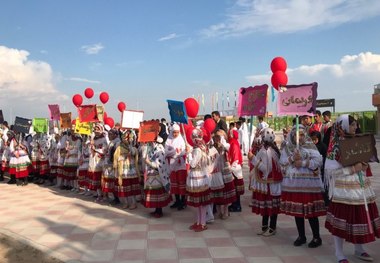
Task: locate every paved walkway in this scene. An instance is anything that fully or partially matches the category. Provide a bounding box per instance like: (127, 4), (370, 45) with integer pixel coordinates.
(1, 151), (380, 263)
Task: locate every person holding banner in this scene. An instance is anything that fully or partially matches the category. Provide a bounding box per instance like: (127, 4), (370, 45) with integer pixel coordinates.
(325, 114), (380, 263)
(165, 123), (188, 211)
(279, 124), (326, 248)
(101, 128), (120, 203)
(63, 131), (81, 191)
(77, 136), (90, 194)
(249, 128), (282, 237)
(142, 136), (171, 218)
(88, 124), (108, 200)
(113, 130), (140, 210)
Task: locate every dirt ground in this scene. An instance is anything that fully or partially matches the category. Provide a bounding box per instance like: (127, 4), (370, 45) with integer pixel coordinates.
(0, 233), (63, 263)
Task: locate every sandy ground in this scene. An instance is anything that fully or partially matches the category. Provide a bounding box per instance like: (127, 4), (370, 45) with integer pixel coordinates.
(0, 233), (63, 263)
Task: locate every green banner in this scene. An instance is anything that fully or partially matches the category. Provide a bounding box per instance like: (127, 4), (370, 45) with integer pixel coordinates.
(33, 118), (48, 133)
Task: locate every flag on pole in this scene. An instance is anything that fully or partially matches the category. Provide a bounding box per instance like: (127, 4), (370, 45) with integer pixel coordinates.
(222, 92), (224, 110)
(216, 92), (219, 110)
(234, 90), (237, 107)
(201, 93), (205, 113)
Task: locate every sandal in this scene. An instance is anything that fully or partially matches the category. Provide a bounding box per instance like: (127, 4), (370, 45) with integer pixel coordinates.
(194, 224), (208, 232)
(189, 223), (198, 230)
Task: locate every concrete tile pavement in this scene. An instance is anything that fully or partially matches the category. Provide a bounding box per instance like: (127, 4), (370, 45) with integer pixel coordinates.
(1, 141), (380, 263)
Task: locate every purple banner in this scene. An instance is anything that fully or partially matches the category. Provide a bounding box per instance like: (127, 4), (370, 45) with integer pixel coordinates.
(237, 84), (268, 117)
(277, 82), (318, 116)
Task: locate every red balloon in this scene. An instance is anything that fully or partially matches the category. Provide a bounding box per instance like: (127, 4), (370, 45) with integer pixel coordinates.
(185, 126), (195, 147)
(201, 127), (211, 143)
(271, 71), (288, 90)
(184, 98), (199, 118)
(72, 94), (83, 107)
(203, 118), (216, 133)
(99, 92), (109, 104)
(104, 117), (114, 128)
(117, 102), (126, 112)
(270, 57), (287, 73)
(84, 87), (94, 99)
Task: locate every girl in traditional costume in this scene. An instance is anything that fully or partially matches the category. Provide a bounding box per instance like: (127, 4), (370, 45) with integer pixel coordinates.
(280, 124), (326, 248)
(113, 130), (140, 210)
(186, 128), (212, 232)
(325, 114), (380, 263)
(249, 128), (282, 236)
(165, 123), (188, 210)
(142, 136), (171, 217)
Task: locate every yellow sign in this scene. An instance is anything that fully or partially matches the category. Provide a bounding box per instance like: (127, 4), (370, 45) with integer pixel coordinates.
(74, 118), (93, 135)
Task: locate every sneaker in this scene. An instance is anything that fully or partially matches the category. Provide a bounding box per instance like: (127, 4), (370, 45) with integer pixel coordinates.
(206, 218), (214, 224)
(257, 227), (268, 235)
(308, 238), (322, 248)
(338, 259), (349, 263)
(293, 236), (307, 247)
(262, 228), (276, 237)
(354, 252), (373, 262)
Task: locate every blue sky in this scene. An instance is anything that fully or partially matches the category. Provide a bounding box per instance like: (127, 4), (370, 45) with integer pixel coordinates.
(1, 0), (380, 123)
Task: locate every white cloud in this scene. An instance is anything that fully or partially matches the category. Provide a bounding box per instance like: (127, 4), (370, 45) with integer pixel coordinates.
(67, 77), (101, 84)
(158, 33), (181, 42)
(201, 0), (380, 37)
(245, 52), (380, 112)
(0, 45), (69, 119)
(81, 43), (104, 54)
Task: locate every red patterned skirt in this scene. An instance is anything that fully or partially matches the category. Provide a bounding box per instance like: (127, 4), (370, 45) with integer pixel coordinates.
(280, 191), (326, 218)
(187, 188), (212, 207)
(234, 177), (245, 196)
(63, 166), (78, 181)
(57, 165), (65, 179)
(49, 165), (58, 178)
(2, 161), (9, 172)
(325, 201), (380, 244)
(170, 169), (187, 195)
(222, 173), (237, 205)
(102, 177), (116, 193)
(251, 186), (281, 216)
(38, 160), (50, 175)
(88, 171), (102, 190)
(142, 188), (172, 208)
(117, 177), (141, 197)
(77, 169), (88, 187)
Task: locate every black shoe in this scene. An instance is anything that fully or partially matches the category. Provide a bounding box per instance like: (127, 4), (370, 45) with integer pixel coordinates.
(308, 238), (322, 248)
(229, 205), (242, 212)
(7, 179), (16, 185)
(170, 202), (180, 209)
(293, 237), (307, 247)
